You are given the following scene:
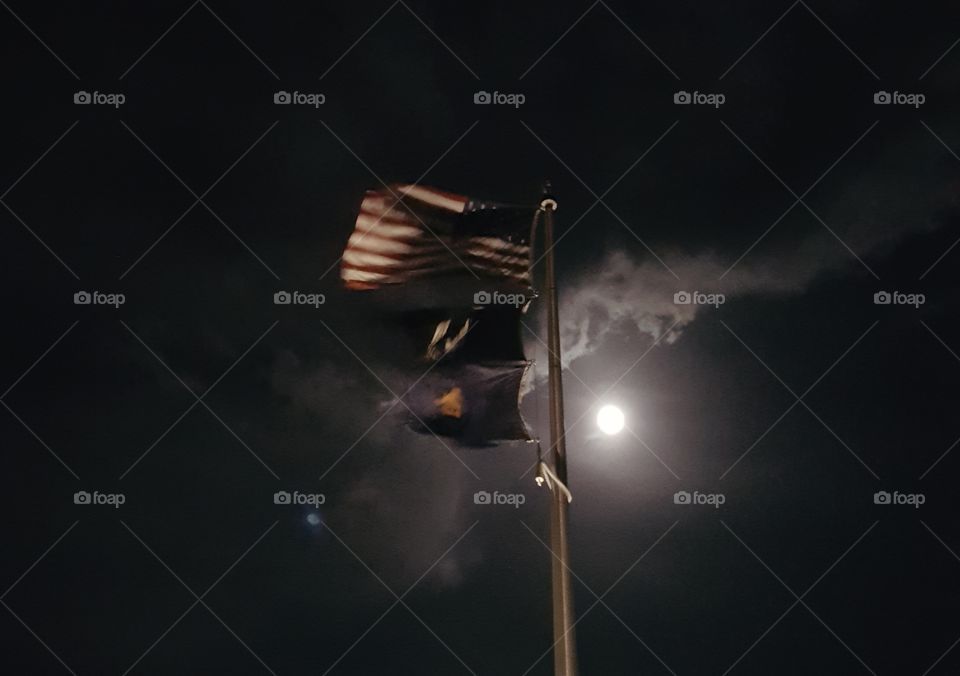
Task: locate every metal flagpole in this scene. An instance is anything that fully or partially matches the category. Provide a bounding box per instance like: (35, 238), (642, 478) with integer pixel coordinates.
(539, 186), (578, 676)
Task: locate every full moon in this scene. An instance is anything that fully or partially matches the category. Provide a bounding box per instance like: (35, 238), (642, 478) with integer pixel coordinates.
(596, 405), (625, 435)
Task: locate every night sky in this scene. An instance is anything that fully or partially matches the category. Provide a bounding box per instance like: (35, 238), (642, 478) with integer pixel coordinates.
(2, 1), (960, 674)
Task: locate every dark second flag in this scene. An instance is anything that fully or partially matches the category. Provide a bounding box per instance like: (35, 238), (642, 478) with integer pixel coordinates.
(402, 304), (532, 444)
(404, 362), (530, 446)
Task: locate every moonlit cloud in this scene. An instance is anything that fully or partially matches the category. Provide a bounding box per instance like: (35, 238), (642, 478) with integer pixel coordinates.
(553, 123), (957, 366)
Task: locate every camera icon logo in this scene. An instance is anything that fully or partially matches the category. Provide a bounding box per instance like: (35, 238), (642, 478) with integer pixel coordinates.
(673, 91), (691, 104)
(673, 491), (692, 505)
(873, 91), (891, 104)
(273, 491), (292, 505)
(274, 90), (291, 104)
(873, 291), (891, 305)
(873, 491), (891, 505)
(473, 290), (491, 305)
(673, 291), (691, 304)
(474, 490), (492, 505)
(274, 291), (291, 305)
(74, 90), (91, 104)
(74, 490), (91, 504)
(474, 91), (491, 104)
(74, 291), (91, 305)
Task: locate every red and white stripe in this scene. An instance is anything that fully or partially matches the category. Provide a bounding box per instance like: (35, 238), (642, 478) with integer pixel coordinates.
(341, 185), (531, 290)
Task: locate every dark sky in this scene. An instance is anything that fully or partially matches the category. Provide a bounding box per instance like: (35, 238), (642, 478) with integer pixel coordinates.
(2, 1), (960, 674)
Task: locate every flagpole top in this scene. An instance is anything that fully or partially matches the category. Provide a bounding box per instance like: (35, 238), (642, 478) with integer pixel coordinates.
(539, 181), (558, 211)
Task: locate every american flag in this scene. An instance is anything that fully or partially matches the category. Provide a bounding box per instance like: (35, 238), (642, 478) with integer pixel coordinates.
(341, 184), (535, 290)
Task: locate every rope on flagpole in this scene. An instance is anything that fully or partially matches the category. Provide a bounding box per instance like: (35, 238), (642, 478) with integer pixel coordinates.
(534, 443), (572, 503)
